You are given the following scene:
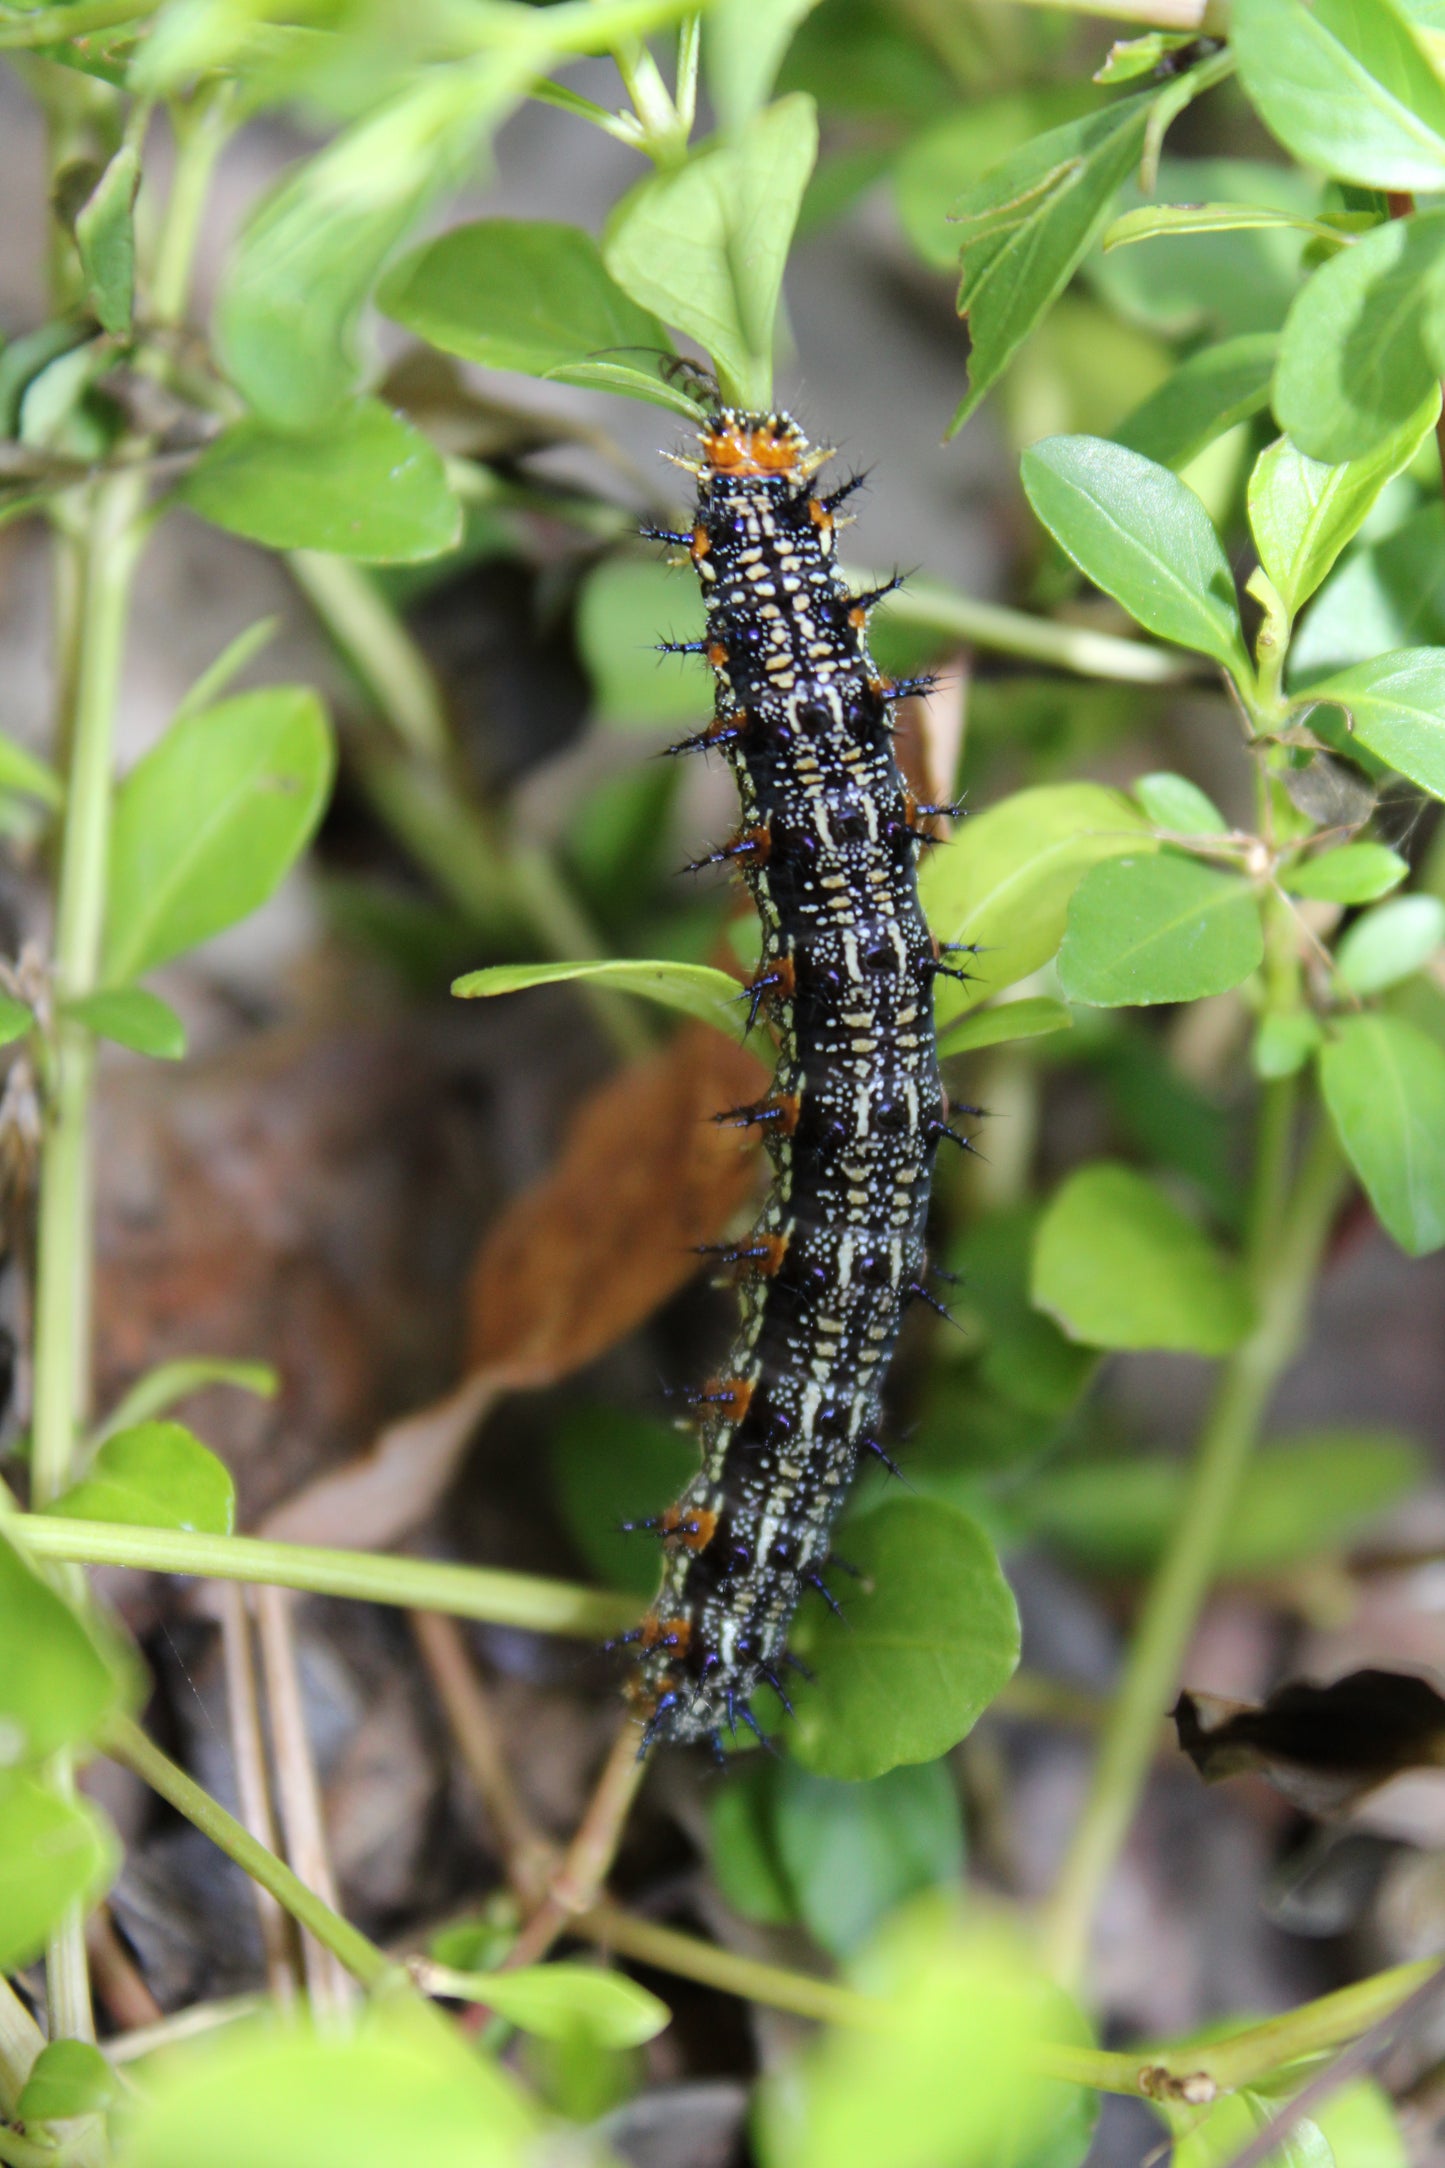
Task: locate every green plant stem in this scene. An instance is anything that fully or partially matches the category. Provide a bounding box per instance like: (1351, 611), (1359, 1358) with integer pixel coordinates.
(1042, 1109), (1348, 1990)
(875, 576), (1198, 685)
(30, 471), (145, 2053)
(100, 1716), (391, 1991)
(150, 86), (236, 330)
(32, 475), (144, 1507)
(573, 1903), (1432, 2101)
(288, 554), (451, 762)
(19, 1517), (642, 1638)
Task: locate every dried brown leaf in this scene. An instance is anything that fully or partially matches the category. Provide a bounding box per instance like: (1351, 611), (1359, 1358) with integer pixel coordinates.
(258, 1025), (767, 1551)
(1175, 1668), (1445, 1817)
(466, 1023), (768, 1380)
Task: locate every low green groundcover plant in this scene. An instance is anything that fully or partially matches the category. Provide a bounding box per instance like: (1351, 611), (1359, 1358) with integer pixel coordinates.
(2, 0), (1445, 2162)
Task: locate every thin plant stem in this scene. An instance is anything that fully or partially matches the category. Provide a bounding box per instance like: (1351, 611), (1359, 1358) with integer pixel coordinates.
(218, 1583), (300, 2004)
(499, 1720), (647, 1976)
(150, 86), (236, 330)
(99, 1716), (392, 1992)
(103, 1996), (263, 2064)
(409, 1610), (556, 1906)
(288, 554), (451, 763)
(0, 1979), (45, 2116)
(571, 1903), (1434, 2102)
(31, 467), (146, 2049)
(1042, 1113), (1348, 1989)
(874, 577), (1200, 686)
(19, 1515), (642, 1638)
(253, 1587), (355, 2018)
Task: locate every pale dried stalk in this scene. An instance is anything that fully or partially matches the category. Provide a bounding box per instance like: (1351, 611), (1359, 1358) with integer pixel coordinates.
(253, 1586), (355, 2019)
(408, 1610), (556, 1907)
(218, 1581), (300, 2005)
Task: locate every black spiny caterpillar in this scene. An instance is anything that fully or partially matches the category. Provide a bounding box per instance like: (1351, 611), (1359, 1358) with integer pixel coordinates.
(626, 410), (967, 1753)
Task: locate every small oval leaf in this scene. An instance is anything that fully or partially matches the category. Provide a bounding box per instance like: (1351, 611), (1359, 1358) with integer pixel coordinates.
(1059, 853), (1264, 1006)
(453, 958), (743, 1038)
(1032, 1162), (1254, 1354)
(788, 1499), (1020, 1780)
(49, 1421), (236, 1536)
(104, 688), (335, 985)
(64, 988), (186, 1060)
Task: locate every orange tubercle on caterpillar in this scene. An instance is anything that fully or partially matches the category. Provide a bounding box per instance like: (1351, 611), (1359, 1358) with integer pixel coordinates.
(661, 1503), (718, 1552)
(702, 1374), (753, 1422)
(749, 953), (795, 1008)
(639, 1611), (693, 1654)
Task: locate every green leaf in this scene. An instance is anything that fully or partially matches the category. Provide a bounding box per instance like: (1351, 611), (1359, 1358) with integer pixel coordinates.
(1254, 1008), (1326, 1078)
(771, 1761), (964, 1958)
(1015, 1428), (1423, 1573)
(378, 221), (676, 415)
(1321, 1013), (1445, 1251)
(918, 782), (1153, 1023)
(74, 141), (138, 337)
(0, 729), (62, 807)
(173, 619), (281, 727)
(1305, 647), (1445, 797)
(63, 988), (186, 1060)
(116, 2008), (539, 2168)
(948, 1208), (1098, 1420)
(708, 1761), (798, 1928)
(704, 0), (822, 133)
(1021, 437), (1249, 677)
(48, 1420), (236, 1536)
(756, 1910), (1089, 2168)
(936, 996), (1073, 1055)
(948, 91), (1154, 435)
(1134, 771), (1229, 834)
(104, 688), (335, 984)
(216, 61), (537, 431)
(421, 1962), (669, 2048)
(1284, 842), (1409, 901)
(18, 2039), (118, 2123)
(550, 1406), (697, 1599)
(788, 1499), (1019, 1780)
(1336, 892), (1445, 991)
(0, 1528), (124, 1766)
(178, 402), (460, 564)
(891, 87), (1098, 274)
(1176, 2083), (1406, 2168)
(1274, 210), (1445, 462)
(1058, 853), (1264, 1006)
(1105, 201), (1340, 251)
(95, 1357), (278, 1444)
(1115, 334), (1279, 470)
(1290, 505), (1445, 683)
(0, 992), (32, 1046)
(577, 555), (708, 729)
(1032, 1163), (1254, 1353)
(603, 96), (818, 410)
(452, 957), (743, 1037)
(1088, 156), (1320, 342)
(1247, 398), (1440, 616)
(0, 1777), (118, 1970)
(1232, 0), (1445, 188)
(1117, 331), (1273, 472)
